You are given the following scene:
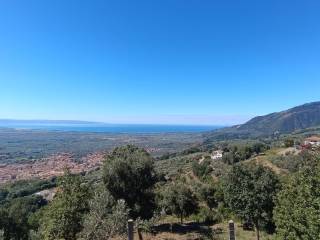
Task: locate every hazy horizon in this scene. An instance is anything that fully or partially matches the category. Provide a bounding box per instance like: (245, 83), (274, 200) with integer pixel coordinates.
(0, 115), (249, 126)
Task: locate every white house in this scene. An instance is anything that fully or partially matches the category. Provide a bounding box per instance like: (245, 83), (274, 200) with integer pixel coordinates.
(211, 150), (223, 160)
(304, 136), (320, 146)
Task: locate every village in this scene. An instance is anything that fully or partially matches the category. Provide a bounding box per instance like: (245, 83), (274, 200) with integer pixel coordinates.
(0, 152), (105, 183)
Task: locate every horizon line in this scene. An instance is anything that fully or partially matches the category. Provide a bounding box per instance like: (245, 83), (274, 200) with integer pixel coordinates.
(0, 118), (248, 127)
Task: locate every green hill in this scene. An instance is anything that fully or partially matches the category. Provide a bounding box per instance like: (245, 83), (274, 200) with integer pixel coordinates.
(205, 101), (320, 141)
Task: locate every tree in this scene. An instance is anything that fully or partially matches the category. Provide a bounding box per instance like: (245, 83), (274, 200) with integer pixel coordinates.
(223, 163), (279, 240)
(284, 138), (294, 148)
(161, 182), (199, 223)
(103, 145), (158, 219)
(199, 183), (218, 210)
(274, 164), (320, 240)
(222, 143), (269, 165)
(38, 170), (90, 240)
(192, 159), (213, 180)
(0, 195), (46, 240)
(252, 142), (269, 154)
(78, 188), (129, 240)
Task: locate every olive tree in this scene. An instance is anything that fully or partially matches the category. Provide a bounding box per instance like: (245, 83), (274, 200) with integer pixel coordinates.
(78, 188), (129, 240)
(103, 145), (158, 219)
(274, 164), (320, 240)
(161, 182), (199, 223)
(223, 163), (279, 240)
(37, 170), (90, 240)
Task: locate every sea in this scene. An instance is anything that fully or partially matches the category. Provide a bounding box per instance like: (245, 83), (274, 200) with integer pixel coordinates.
(0, 123), (222, 134)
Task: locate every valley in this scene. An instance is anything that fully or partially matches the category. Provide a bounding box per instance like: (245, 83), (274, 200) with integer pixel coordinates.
(1, 102), (320, 240)
(0, 128), (205, 183)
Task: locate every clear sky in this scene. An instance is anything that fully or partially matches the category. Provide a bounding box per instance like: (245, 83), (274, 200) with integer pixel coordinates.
(0, 0), (319, 125)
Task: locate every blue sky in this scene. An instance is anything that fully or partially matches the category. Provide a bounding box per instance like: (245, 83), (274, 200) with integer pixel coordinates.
(0, 0), (319, 125)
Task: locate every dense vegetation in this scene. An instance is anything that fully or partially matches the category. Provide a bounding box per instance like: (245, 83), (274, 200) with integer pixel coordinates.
(221, 142), (269, 164)
(102, 145), (158, 219)
(0, 135), (320, 240)
(274, 163), (320, 240)
(0, 178), (56, 203)
(223, 164), (279, 239)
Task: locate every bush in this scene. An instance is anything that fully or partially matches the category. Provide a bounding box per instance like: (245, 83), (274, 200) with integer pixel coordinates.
(194, 206), (216, 224)
(78, 188), (129, 240)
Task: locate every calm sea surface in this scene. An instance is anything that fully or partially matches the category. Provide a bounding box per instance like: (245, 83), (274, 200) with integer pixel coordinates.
(0, 124), (222, 133)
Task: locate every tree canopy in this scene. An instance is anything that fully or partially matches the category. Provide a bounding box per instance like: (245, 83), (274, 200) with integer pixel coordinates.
(0, 195), (46, 240)
(223, 163), (279, 240)
(274, 163), (320, 240)
(37, 170), (90, 240)
(161, 181), (199, 223)
(103, 145), (158, 219)
(78, 188), (129, 240)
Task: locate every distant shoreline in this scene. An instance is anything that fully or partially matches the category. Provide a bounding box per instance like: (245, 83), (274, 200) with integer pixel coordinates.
(0, 124), (223, 134)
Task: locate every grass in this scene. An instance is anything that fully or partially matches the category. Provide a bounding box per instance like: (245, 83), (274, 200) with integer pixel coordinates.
(244, 148), (288, 175)
(215, 222), (275, 240)
(133, 223), (275, 240)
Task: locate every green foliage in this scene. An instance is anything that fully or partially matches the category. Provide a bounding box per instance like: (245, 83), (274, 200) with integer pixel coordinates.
(198, 183), (218, 210)
(103, 145), (158, 219)
(0, 195), (46, 240)
(182, 147), (202, 155)
(284, 138), (294, 147)
(223, 163), (279, 239)
(193, 206), (217, 224)
(78, 188), (129, 240)
(222, 142), (269, 164)
(37, 170), (90, 240)
(155, 152), (205, 177)
(0, 178), (56, 203)
(192, 159), (213, 180)
(268, 151), (317, 173)
(157, 146), (202, 160)
(274, 163), (320, 240)
(160, 181), (199, 223)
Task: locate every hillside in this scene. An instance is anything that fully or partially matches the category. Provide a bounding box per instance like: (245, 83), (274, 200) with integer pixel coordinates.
(205, 101), (320, 141)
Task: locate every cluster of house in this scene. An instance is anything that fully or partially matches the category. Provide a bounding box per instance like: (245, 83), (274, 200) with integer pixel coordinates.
(0, 152), (104, 183)
(304, 136), (320, 148)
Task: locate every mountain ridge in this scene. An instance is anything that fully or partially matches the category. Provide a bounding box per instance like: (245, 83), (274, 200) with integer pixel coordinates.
(205, 101), (320, 140)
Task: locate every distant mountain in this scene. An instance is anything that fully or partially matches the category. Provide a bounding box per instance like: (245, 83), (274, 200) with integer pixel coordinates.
(205, 101), (320, 140)
(0, 119), (102, 125)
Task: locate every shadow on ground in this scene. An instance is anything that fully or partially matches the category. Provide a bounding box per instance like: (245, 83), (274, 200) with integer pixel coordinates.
(153, 222), (224, 237)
